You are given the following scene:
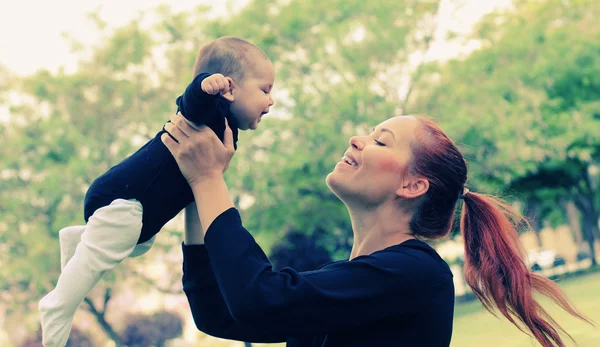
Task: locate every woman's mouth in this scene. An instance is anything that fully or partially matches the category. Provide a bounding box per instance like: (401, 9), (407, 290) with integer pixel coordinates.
(340, 155), (358, 167)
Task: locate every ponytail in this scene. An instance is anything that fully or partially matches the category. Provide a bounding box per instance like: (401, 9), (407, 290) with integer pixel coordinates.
(460, 192), (593, 347)
(406, 115), (592, 345)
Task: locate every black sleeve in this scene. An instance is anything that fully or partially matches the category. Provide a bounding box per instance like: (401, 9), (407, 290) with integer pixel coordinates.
(181, 244), (286, 343)
(197, 208), (435, 336)
(176, 73), (219, 125)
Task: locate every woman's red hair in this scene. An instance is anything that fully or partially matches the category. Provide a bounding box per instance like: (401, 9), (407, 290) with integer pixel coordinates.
(408, 116), (593, 347)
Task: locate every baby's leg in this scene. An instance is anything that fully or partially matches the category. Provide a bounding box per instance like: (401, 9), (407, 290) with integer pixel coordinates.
(59, 226), (86, 271)
(39, 199), (142, 347)
(60, 228), (155, 267)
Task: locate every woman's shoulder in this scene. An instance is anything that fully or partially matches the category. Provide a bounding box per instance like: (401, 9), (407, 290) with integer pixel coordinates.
(355, 239), (453, 279)
(313, 239), (453, 284)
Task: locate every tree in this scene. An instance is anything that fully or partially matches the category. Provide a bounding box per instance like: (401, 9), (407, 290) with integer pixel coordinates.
(413, 0), (600, 263)
(0, 8), (203, 344)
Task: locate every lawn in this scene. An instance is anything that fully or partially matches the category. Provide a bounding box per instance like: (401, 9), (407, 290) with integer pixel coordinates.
(452, 271), (600, 347)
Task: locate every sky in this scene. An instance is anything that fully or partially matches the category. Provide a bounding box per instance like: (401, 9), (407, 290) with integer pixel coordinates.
(0, 0), (511, 76)
(0, 0), (239, 75)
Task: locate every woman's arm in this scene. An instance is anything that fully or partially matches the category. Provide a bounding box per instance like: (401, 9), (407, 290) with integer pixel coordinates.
(181, 244), (286, 342)
(195, 207), (445, 336)
(190, 177), (234, 240)
(182, 203), (286, 343)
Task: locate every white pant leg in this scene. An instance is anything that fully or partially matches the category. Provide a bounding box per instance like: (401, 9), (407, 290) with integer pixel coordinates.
(59, 227), (155, 268)
(59, 226), (86, 271)
(39, 199), (143, 347)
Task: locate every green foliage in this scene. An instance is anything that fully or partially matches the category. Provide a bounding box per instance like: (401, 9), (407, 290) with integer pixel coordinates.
(414, 0), (600, 247)
(0, 8), (193, 336)
(1, 0), (599, 343)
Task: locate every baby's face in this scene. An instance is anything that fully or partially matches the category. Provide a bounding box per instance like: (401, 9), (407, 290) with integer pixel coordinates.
(229, 57), (275, 130)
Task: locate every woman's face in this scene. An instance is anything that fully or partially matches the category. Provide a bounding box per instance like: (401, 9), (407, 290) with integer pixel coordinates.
(326, 116), (425, 207)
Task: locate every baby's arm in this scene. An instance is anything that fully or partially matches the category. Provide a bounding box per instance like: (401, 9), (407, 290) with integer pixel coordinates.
(176, 73), (216, 125)
(201, 74), (232, 97)
(177, 73), (231, 125)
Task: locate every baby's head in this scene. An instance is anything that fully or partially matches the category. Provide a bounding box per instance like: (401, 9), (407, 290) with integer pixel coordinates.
(193, 37), (275, 130)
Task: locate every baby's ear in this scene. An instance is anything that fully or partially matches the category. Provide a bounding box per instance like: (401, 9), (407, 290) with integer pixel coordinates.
(221, 77), (235, 102)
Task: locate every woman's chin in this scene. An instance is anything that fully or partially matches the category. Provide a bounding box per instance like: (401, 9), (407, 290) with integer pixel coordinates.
(325, 172), (338, 190)
(325, 172), (347, 198)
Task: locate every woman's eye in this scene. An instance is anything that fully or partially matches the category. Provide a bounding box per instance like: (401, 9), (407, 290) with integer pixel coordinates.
(375, 139), (386, 146)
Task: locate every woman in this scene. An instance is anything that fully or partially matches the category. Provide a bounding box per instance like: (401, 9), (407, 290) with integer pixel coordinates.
(161, 114), (591, 347)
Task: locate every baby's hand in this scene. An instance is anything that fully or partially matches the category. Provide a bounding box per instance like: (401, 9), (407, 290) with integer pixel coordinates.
(201, 74), (231, 95)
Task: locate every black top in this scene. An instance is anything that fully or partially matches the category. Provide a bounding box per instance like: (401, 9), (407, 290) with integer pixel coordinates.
(182, 208), (455, 347)
(83, 73), (239, 243)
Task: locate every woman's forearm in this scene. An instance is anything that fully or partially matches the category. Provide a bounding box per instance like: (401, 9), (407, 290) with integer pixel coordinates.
(184, 202), (205, 245)
(191, 176), (235, 236)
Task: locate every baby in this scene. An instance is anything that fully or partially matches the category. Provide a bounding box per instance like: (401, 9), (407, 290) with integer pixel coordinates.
(39, 36), (275, 347)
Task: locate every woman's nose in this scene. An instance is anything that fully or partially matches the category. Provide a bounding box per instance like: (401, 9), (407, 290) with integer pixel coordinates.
(349, 136), (365, 150)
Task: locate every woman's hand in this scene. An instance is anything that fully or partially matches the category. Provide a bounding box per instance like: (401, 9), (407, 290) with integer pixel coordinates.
(161, 113), (235, 187)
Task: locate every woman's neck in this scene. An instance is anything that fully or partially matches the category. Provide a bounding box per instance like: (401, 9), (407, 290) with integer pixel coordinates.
(348, 204), (415, 260)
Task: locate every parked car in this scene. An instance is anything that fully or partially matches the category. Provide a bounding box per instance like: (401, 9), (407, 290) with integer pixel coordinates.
(527, 248), (566, 272)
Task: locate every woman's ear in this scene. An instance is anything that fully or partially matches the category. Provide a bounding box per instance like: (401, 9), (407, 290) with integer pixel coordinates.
(221, 77), (235, 102)
(396, 177), (429, 199)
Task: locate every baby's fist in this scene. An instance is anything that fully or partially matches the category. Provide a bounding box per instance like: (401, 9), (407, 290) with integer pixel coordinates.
(201, 74), (230, 95)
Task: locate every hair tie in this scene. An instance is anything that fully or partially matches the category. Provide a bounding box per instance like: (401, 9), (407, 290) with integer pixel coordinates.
(460, 187), (470, 200)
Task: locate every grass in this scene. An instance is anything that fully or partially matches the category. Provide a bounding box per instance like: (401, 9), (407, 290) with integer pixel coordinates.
(452, 271), (600, 347)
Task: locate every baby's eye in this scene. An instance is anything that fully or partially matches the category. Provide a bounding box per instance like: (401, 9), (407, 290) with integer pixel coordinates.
(375, 139), (386, 146)
(263, 90), (270, 94)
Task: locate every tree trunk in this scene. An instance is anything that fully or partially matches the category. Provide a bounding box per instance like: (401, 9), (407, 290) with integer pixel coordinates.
(564, 200), (584, 246)
(581, 214), (598, 266)
(398, 0), (445, 114)
(84, 290), (123, 346)
(574, 193), (599, 267)
(524, 201), (543, 247)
